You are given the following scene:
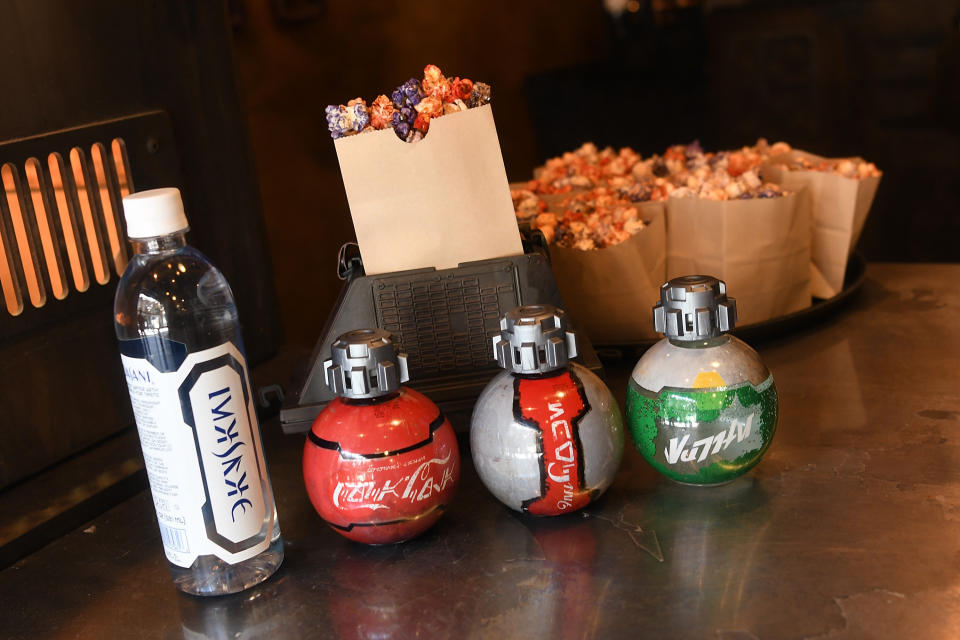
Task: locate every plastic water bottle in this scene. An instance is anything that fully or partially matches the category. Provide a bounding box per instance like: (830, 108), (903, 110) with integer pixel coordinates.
(114, 188), (283, 595)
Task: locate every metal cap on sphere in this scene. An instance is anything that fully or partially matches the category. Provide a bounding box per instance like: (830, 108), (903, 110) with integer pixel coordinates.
(493, 304), (578, 374)
(323, 329), (410, 399)
(652, 275), (737, 341)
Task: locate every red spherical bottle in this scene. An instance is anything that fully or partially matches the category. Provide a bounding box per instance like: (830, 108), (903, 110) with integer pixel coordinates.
(303, 329), (460, 544)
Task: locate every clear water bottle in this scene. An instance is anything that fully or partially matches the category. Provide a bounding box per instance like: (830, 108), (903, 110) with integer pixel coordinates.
(114, 188), (283, 595)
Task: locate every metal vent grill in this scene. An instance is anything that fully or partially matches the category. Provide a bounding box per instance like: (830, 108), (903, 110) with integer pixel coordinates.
(0, 140), (133, 316)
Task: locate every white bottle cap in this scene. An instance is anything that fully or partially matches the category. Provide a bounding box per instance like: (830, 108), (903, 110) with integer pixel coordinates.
(122, 187), (190, 239)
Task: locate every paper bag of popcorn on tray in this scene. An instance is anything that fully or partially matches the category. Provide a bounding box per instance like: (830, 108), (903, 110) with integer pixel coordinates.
(665, 192), (811, 326)
(762, 150), (882, 299)
(513, 184), (666, 344)
(546, 200), (666, 344)
(659, 140), (812, 325)
(516, 140), (814, 335)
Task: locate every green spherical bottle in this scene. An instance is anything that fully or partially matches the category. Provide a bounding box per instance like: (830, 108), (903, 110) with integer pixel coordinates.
(625, 276), (778, 485)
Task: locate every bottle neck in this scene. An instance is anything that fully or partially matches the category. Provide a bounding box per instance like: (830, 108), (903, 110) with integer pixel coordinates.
(512, 366), (569, 380)
(131, 231), (188, 256)
(668, 334), (731, 349)
(341, 390), (402, 406)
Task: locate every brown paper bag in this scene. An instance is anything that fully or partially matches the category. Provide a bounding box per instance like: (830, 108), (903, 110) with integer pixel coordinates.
(762, 150), (881, 298)
(665, 194), (811, 326)
(335, 105), (523, 275)
(549, 202), (666, 344)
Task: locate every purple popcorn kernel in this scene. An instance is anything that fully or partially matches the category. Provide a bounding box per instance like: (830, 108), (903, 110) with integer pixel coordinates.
(325, 105), (348, 139)
(391, 104), (417, 140)
(392, 78), (423, 108)
(350, 103), (370, 132)
(392, 109), (413, 138)
(393, 120), (411, 140)
(407, 83), (424, 105)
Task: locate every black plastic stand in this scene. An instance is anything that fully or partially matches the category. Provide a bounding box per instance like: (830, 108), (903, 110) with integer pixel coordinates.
(280, 242), (603, 434)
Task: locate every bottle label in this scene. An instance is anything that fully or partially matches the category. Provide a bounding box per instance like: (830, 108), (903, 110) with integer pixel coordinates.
(514, 371), (593, 515)
(626, 375), (778, 485)
(121, 341), (276, 567)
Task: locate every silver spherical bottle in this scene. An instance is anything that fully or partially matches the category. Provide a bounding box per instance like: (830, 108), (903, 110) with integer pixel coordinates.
(470, 305), (624, 515)
(625, 276), (779, 485)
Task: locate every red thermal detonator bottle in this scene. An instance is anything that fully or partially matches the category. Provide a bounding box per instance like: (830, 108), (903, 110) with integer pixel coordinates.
(302, 329), (460, 544)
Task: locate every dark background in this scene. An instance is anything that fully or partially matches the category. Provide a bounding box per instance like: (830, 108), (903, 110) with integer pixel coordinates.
(230, 0), (960, 347)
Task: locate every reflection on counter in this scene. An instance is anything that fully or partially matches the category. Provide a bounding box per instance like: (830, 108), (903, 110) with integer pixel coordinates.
(178, 576), (287, 639)
(646, 477), (772, 630)
(327, 542), (460, 638)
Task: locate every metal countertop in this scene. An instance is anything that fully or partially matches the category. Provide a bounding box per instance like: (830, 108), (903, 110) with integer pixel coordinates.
(3, 262), (959, 639)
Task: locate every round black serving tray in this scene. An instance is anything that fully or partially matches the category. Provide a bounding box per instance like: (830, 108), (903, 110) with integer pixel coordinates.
(594, 252), (867, 359)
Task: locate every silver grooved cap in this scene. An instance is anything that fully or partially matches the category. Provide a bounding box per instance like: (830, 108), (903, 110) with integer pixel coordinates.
(653, 275), (737, 340)
(323, 329), (410, 399)
(493, 304), (578, 374)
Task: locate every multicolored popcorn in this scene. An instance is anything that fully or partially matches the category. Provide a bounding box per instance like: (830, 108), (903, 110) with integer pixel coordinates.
(391, 105), (416, 141)
(469, 82), (492, 108)
(325, 106), (348, 139)
(527, 143), (645, 195)
(369, 95), (395, 130)
(771, 155), (881, 179)
(391, 78), (424, 109)
(451, 77), (474, 102)
(324, 98), (369, 139)
(413, 112), (430, 134)
(324, 65), (490, 141)
(422, 64), (452, 102)
(529, 188), (649, 250)
(617, 180), (653, 203)
(669, 169), (787, 200)
(514, 138), (840, 250)
(443, 99), (469, 115)
(524, 139), (795, 206)
(511, 189), (547, 221)
(414, 95), (443, 133)
(662, 139), (793, 199)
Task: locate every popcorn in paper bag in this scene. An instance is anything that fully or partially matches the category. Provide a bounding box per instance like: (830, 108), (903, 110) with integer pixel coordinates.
(327, 65), (522, 275)
(763, 150), (881, 298)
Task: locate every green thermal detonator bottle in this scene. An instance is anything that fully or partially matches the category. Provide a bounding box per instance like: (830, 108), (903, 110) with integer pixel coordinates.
(625, 276), (778, 485)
